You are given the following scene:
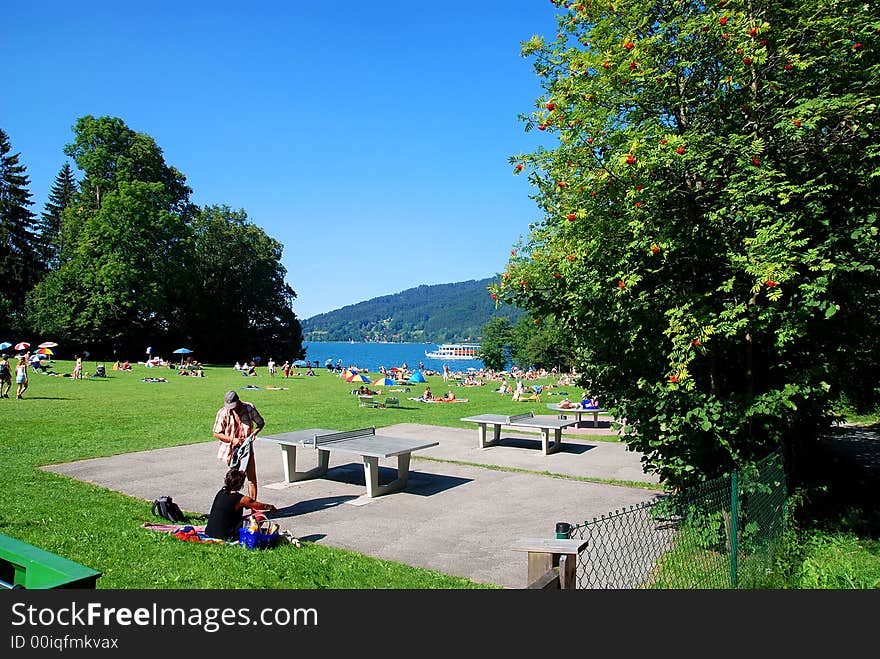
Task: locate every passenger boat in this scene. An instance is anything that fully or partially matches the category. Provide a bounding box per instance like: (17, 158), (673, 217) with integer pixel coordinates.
(424, 343), (481, 360)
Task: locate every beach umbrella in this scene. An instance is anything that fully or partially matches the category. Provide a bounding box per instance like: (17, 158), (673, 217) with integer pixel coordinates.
(172, 348), (193, 354)
(408, 370), (426, 383)
(372, 377), (395, 386)
(38, 341), (58, 348)
(35, 348), (54, 355)
(0, 342), (11, 350)
(340, 369), (352, 379)
(14, 342), (30, 351)
(347, 372), (370, 383)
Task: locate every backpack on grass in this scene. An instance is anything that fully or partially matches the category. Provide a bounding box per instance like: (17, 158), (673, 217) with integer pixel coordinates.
(152, 496), (186, 523)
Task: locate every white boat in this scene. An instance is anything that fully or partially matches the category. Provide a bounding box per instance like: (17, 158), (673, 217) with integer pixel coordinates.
(424, 343), (481, 360)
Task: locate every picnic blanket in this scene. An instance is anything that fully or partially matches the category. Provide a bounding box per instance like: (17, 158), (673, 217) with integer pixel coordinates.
(141, 522), (229, 544)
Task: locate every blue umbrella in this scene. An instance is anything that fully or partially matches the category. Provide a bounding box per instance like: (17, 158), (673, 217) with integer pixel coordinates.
(0, 342), (11, 351)
(172, 348), (193, 354)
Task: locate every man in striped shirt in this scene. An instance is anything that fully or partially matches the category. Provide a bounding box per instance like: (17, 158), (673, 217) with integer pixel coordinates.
(213, 390), (265, 499)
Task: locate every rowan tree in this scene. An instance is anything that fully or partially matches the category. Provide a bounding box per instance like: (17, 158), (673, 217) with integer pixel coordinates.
(493, 0), (880, 488)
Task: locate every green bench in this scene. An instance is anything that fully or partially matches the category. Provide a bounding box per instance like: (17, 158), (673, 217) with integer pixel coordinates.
(0, 533), (101, 589)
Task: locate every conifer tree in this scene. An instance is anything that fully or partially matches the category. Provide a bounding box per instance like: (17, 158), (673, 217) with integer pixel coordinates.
(0, 128), (38, 334)
(36, 161), (77, 269)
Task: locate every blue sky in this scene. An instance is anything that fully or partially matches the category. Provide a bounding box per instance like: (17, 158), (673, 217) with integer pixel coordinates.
(3, 1), (559, 319)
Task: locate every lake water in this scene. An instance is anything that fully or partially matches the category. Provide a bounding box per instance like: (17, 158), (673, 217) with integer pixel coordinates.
(301, 341), (486, 373)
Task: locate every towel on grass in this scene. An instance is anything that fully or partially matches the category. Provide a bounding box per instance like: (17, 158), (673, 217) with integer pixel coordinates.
(141, 522), (229, 544)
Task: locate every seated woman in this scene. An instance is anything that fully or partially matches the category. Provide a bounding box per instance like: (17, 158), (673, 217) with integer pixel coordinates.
(205, 469), (277, 541)
(423, 386), (433, 400)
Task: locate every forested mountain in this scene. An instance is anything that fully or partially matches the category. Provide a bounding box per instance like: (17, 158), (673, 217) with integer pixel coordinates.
(301, 278), (524, 343)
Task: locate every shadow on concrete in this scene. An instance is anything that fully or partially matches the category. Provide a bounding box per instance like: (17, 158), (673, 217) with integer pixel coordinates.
(297, 534), (327, 543)
(317, 463), (471, 496)
(271, 496), (359, 517)
(496, 437), (595, 455)
(575, 421), (613, 429)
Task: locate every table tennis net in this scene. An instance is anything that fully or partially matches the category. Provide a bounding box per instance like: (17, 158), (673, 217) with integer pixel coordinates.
(309, 427), (377, 446)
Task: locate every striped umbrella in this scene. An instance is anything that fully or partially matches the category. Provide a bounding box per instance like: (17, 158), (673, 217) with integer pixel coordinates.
(346, 372), (370, 383)
(35, 348), (54, 355)
(38, 341), (59, 348)
(372, 377), (395, 386)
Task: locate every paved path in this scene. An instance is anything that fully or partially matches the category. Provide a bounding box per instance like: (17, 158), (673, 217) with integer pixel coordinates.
(43, 422), (660, 589)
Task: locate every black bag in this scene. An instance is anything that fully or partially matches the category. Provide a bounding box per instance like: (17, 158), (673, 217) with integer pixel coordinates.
(152, 496), (186, 523)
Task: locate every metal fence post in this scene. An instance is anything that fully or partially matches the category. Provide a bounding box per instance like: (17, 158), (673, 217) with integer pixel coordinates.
(730, 470), (739, 588)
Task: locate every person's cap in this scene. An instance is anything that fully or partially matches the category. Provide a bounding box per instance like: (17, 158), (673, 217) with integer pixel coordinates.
(224, 390), (240, 409)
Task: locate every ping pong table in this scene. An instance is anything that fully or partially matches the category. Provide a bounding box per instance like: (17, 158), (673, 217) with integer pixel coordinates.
(259, 427), (439, 497)
(546, 403), (608, 427)
(459, 412), (580, 455)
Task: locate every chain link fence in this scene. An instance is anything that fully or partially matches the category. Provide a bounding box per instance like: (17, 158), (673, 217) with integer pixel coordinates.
(561, 450), (787, 588)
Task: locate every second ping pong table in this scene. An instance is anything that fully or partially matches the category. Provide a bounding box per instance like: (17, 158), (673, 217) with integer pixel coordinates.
(459, 412), (580, 455)
(259, 427), (438, 497)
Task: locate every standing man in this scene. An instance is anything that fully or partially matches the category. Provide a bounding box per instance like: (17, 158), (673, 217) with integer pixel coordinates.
(212, 390), (265, 500)
(0, 354), (12, 398)
(267, 357), (276, 378)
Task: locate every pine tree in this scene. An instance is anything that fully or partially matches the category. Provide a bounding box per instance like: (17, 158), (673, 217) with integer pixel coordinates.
(0, 128), (38, 334)
(35, 161), (77, 269)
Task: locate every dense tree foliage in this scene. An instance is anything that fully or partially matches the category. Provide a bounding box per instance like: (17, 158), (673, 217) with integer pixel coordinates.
(0, 129), (40, 336)
(479, 316), (515, 371)
(14, 116), (303, 362)
(28, 117), (195, 354)
(492, 0), (880, 488)
(180, 205), (304, 363)
(302, 279), (525, 343)
(510, 314), (576, 372)
(481, 313), (576, 372)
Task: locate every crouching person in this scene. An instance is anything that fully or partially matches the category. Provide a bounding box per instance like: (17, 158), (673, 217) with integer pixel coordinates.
(205, 469), (277, 541)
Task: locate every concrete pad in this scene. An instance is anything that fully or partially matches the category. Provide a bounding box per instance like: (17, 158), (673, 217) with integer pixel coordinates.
(42, 423), (662, 589)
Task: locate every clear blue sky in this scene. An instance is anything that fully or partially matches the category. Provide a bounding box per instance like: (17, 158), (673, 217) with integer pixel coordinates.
(3, 1), (559, 319)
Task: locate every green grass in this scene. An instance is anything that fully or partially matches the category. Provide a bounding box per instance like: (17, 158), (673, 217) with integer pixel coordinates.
(1, 361), (615, 589)
(8, 361), (874, 589)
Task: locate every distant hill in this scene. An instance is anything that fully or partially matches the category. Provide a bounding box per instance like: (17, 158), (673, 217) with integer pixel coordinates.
(301, 278), (524, 343)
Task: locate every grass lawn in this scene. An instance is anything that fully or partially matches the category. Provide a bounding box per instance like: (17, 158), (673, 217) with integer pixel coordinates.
(1, 361), (609, 589)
